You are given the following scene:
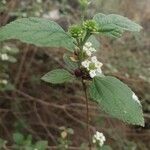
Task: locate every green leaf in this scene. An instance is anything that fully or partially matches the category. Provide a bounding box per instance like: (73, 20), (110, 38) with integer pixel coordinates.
(24, 147), (34, 150)
(93, 13), (142, 38)
(89, 76), (144, 126)
(41, 69), (74, 84)
(100, 145), (112, 150)
(13, 132), (24, 145)
(24, 135), (32, 146)
(87, 35), (100, 49)
(63, 53), (78, 71)
(34, 140), (48, 150)
(0, 17), (75, 51)
(0, 138), (6, 149)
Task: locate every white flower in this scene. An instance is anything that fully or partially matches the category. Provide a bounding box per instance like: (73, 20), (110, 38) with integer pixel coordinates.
(2, 0), (6, 4)
(91, 57), (103, 74)
(81, 56), (103, 78)
(83, 42), (96, 57)
(36, 0), (42, 3)
(92, 131), (106, 147)
(97, 68), (102, 74)
(83, 46), (88, 51)
(95, 61), (103, 67)
(0, 79), (8, 85)
(85, 42), (92, 47)
(89, 70), (96, 78)
(86, 50), (92, 56)
(132, 92), (141, 105)
(83, 46), (92, 56)
(1, 54), (9, 61)
(22, 13), (27, 18)
(91, 56), (97, 63)
(81, 60), (90, 68)
(89, 47), (96, 52)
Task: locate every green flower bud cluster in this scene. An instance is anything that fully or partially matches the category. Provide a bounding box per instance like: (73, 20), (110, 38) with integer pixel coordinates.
(83, 20), (98, 32)
(69, 25), (84, 38)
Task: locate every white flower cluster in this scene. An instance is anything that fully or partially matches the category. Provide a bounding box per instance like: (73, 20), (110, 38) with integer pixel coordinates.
(0, 53), (9, 61)
(83, 42), (96, 57)
(81, 42), (103, 78)
(2, 0), (6, 4)
(92, 131), (106, 147)
(0, 79), (8, 85)
(36, 0), (42, 3)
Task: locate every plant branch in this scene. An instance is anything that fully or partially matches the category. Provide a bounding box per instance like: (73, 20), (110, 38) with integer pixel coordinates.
(82, 79), (92, 150)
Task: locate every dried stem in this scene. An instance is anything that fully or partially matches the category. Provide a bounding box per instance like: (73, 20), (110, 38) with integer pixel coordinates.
(82, 79), (92, 150)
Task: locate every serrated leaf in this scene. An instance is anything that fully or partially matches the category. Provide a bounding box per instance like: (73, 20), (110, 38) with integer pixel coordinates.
(87, 35), (100, 49)
(0, 17), (75, 51)
(34, 140), (48, 150)
(41, 69), (74, 84)
(93, 13), (142, 38)
(89, 76), (144, 126)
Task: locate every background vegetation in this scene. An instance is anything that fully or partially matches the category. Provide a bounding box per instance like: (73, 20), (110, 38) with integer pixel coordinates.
(0, 0), (149, 149)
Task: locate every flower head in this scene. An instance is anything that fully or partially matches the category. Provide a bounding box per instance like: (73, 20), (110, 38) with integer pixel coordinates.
(2, 0), (6, 4)
(36, 0), (42, 3)
(83, 20), (98, 32)
(69, 25), (84, 38)
(85, 42), (92, 47)
(0, 53), (9, 61)
(91, 56), (97, 63)
(81, 56), (103, 78)
(81, 60), (90, 68)
(83, 42), (96, 57)
(0, 79), (8, 85)
(92, 131), (106, 147)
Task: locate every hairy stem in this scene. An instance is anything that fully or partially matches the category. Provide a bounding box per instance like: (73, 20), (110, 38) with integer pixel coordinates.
(82, 79), (91, 150)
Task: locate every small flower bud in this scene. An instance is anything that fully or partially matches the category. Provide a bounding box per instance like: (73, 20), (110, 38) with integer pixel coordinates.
(68, 25), (84, 38)
(83, 20), (98, 32)
(74, 69), (82, 77)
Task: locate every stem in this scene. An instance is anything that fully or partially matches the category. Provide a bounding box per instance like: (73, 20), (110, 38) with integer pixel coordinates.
(82, 79), (91, 150)
(81, 32), (91, 46)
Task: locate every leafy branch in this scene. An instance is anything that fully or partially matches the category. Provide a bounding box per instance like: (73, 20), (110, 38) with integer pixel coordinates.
(0, 12), (144, 149)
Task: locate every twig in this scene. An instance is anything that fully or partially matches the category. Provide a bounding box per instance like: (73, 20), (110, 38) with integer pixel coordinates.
(14, 45), (29, 86)
(2, 0), (18, 25)
(19, 47), (37, 90)
(34, 102), (56, 143)
(81, 79), (92, 150)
